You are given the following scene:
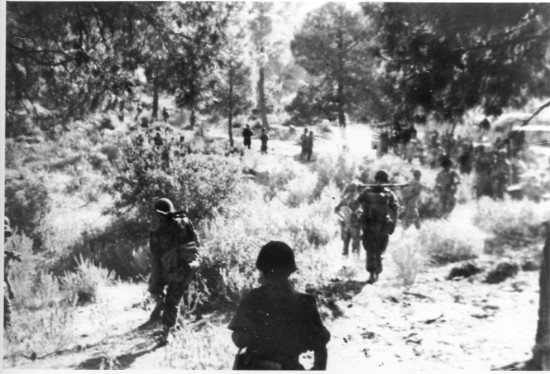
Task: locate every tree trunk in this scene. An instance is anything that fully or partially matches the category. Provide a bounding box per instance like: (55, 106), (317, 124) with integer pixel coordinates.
(533, 220), (550, 370)
(258, 66), (269, 129)
(152, 77), (159, 120)
(336, 25), (346, 128)
(228, 67), (234, 148)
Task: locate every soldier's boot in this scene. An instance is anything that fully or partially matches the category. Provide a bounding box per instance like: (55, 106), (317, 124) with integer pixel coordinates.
(366, 272), (377, 284)
(139, 300), (164, 330)
(157, 325), (173, 346)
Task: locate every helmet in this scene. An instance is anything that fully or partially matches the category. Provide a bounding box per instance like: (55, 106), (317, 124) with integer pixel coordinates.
(154, 198), (175, 216)
(4, 217), (12, 237)
(374, 170), (389, 183)
(412, 170), (422, 178)
(256, 241), (297, 276)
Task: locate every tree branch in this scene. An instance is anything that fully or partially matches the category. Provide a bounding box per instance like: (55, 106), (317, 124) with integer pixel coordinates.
(521, 100), (550, 127)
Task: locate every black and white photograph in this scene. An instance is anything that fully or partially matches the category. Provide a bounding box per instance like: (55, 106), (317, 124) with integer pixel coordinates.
(2, 1), (550, 371)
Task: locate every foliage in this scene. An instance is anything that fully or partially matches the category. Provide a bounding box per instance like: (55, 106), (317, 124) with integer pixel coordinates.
(313, 149), (357, 198)
(390, 231), (427, 286)
(111, 122), (243, 225)
(60, 255), (115, 305)
(473, 197), (543, 247)
(291, 3), (378, 126)
(417, 219), (484, 265)
(368, 3), (550, 123)
(5, 172), (51, 244)
(54, 217), (151, 281)
(6, 2), (163, 131)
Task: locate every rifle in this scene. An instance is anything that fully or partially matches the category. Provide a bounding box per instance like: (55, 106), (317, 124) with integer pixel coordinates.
(356, 182), (410, 189)
(155, 209), (188, 220)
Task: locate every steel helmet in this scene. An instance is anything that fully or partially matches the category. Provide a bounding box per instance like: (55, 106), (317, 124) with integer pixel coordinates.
(154, 198), (175, 217)
(413, 169), (422, 178)
(256, 241), (297, 276)
(374, 169), (389, 183)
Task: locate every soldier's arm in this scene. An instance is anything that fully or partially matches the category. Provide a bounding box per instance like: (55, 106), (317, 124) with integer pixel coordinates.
(389, 191), (400, 222)
(312, 346), (328, 370)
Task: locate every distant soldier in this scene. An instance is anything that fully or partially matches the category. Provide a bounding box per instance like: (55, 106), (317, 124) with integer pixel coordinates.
(492, 150), (512, 199)
(229, 241), (330, 370)
(401, 170), (431, 230)
(335, 181), (362, 257)
(352, 170), (399, 284)
(260, 128), (269, 155)
(162, 107), (169, 123)
(4, 217), (21, 330)
(458, 143), (474, 175)
(405, 139), (417, 163)
(300, 128), (309, 160)
(305, 131), (314, 161)
(146, 198), (200, 345)
(242, 125), (254, 150)
(474, 145), (493, 198)
(435, 157), (460, 217)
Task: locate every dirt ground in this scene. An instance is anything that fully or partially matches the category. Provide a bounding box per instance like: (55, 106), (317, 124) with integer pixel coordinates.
(3, 123), (545, 371)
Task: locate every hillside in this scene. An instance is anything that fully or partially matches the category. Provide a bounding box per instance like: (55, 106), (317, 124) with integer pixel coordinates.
(3, 120), (549, 371)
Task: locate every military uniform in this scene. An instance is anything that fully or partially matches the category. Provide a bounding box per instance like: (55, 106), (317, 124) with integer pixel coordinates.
(335, 187), (361, 256)
(474, 149), (493, 198)
(492, 152), (511, 200)
(401, 172), (429, 230)
(435, 162), (460, 216)
(229, 241), (330, 370)
(260, 131), (268, 154)
(243, 126), (254, 149)
(148, 199), (199, 342)
(353, 171), (399, 283)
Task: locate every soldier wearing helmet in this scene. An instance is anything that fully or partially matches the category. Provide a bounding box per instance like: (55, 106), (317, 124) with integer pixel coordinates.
(145, 198), (200, 345)
(229, 241), (330, 370)
(335, 180), (362, 257)
(435, 157), (460, 217)
(4, 217), (21, 330)
(401, 170), (431, 230)
(352, 170), (399, 284)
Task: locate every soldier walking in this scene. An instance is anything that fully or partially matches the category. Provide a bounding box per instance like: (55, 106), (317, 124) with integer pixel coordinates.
(352, 170), (399, 284)
(492, 150), (512, 200)
(401, 170), (431, 230)
(305, 131), (314, 161)
(4, 217), (21, 331)
(299, 128), (309, 160)
(260, 128), (269, 155)
(335, 182), (362, 257)
(145, 198), (200, 345)
(435, 157), (460, 217)
(229, 241), (330, 370)
(242, 124), (254, 150)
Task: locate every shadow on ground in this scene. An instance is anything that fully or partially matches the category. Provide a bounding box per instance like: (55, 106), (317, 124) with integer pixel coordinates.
(306, 279), (368, 319)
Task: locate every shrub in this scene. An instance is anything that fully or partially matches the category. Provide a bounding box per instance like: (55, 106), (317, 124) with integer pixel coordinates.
(485, 261), (520, 284)
(473, 197), (543, 246)
(390, 231), (428, 286)
(111, 123), (243, 225)
(417, 219), (484, 265)
(55, 217), (151, 280)
(5, 172), (51, 242)
(60, 255), (115, 305)
(313, 149), (356, 198)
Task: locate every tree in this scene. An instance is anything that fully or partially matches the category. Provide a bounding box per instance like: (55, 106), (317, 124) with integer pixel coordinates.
(208, 6), (253, 147)
(291, 3), (376, 127)
(6, 2), (162, 134)
(368, 3), (550, 127)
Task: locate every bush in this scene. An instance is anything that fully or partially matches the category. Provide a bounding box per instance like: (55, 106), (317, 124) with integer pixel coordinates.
(473, 197), (543, 246)
(313, 149), (356, 198)
(55, 217), (151, 280)
(417, 219), (484, 265)
(60, 256), (115, 305)
(5, 172), (51, 243)
(390, 231), (427, 286)
(111, 123), (243, 225)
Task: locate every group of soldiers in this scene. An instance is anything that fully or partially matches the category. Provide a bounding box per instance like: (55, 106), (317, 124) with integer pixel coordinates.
(335, 160), (461, 278)
(143, 198), (330, 369)
(242, 124), (269, 154)
(299, 128), (315, 161)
